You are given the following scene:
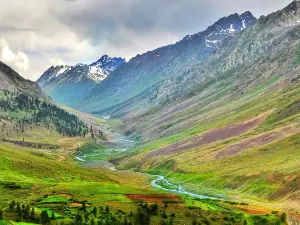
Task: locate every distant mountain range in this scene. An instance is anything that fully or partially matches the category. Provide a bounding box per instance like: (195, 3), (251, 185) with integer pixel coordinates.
(37, 12), (256, 109)
(37, 55), (125, 104)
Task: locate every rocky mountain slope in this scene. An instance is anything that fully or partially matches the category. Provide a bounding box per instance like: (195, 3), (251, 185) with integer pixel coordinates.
(0, 61), (42, 95)
(85, 1), (300, 121)
(38, 55), (125, 105)
(99, 1), (300, 212)
(76, 12), (256, 112)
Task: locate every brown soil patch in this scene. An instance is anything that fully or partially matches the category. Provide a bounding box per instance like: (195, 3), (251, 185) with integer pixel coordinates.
(38, 203), (67, 207)
(126, 194), (182, 203)
(146, 112), (270, 158)
(215, 126), (300, 159)
(57, 155), (66, 162)
(288, 214), (300, 225)
(49, 193), (73, 199)
(70, 202), (91, 207)
(1, 138), (59, 149)
(233, 206), (270, 215)
(268, 177), (300, 201)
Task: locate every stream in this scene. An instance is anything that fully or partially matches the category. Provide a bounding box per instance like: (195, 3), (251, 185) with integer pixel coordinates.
(151, 175), (219, 200)
(76, 115), (219, 201)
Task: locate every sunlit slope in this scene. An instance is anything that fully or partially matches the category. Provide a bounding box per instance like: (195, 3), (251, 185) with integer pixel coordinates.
(113, 82), (300, 211)
(0, 140), (158, 209)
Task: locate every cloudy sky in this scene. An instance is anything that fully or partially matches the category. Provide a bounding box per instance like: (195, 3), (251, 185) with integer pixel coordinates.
(0, 0), (292, 81)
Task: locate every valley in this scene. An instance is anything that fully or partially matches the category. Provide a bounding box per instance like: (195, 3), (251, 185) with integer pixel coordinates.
(1, 1), (300, 225)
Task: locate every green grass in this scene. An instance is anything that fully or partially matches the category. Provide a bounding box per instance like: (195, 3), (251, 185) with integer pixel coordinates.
(40, 196), (69, 204)
(110, 75), (300, 214)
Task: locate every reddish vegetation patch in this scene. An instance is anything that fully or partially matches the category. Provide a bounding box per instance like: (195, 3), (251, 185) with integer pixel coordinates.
(126, 194), (181, 203)
(268, 176), (300, 201)
(264, 83), (281, 95)
(215, 126), (300, 159)
(146, 113), (269, 158)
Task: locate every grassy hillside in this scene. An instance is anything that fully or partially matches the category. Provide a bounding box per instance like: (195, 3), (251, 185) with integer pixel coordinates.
(0, 91), (289, 224)
(0, 139), (289, 225)
(108, 78), (300, 216)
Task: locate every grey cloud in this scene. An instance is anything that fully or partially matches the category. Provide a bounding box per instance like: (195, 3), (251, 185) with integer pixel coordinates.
(0, 26), (38, 33)
(52, 0), (292, 47)
(0, 0), (293, 80)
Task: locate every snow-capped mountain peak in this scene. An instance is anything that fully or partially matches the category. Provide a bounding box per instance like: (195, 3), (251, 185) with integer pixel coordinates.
(37, 55), (126, 88)
(37, 65), (71, 87)
(182, 12), (256, 49)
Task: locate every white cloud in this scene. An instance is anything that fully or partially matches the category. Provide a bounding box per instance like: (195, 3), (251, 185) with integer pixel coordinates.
(14, 52), (30, 72)
(0, 38), (29, 74)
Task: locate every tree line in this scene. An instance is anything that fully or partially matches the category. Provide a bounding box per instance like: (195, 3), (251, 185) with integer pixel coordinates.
(0, 90), (89, 137)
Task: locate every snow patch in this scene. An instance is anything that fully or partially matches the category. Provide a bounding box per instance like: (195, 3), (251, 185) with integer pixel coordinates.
(205, 39), (219, 48)
(228, 24), (236, 33)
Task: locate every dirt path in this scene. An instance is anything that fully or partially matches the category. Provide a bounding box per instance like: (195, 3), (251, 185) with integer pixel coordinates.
(146, 112), (270, 158)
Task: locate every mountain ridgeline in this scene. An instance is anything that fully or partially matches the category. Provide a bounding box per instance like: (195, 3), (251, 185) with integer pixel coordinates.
(0, 60), (88, 139)
(36, 0), (300, 140)
(76, 12), (257, 113)
(0, 61), (42, 95)
(72, 0), (300, 122)
(38, 55), (125, 105)
(37, 12), (256, 111)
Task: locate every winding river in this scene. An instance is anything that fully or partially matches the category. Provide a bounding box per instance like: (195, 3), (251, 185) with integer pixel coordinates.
(151, 175), (219, 200)
(76, 115), (218, 201)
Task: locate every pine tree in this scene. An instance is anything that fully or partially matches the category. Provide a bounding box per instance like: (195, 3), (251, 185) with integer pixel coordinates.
(90, 218), (96, 225)
(81, 202), (86, 212)
(9, 200), (16, 210)
(0, 209), (3, 220)
(16, 202), (22, 214)
(30, 207), (35, 220)
(23, 205), (30, 221)
(105, 205), (110, 214)
(51, 211), (55, 220)
(40, 210), (50, 224)
(92, 207), (97, 216)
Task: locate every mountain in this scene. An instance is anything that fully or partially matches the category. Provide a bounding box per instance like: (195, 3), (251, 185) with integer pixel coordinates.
(103, 1), (300, 211)
(0, 61), (42, 95)
(3, 2), (300, 222)
(37, 65), (71, 87)
(104, 0), (300, 141)
(37, 55), (125, 105)
(74, 12), (256, 112)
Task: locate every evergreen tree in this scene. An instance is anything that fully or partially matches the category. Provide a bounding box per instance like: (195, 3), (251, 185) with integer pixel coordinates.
(16, 202), (22, 215)
(0, 209), (3, 220)
(81, 202), (86, 212)
(9, 200), (16, 210)
(23, 205), (30, 221)
(51, 211), (55, 220)
(92, 207), (97, 216)
(105, 205), (110, 214)
(90, 218), (96, 225)
(40, 210), (50, 224)
(30, 207), (35, 220)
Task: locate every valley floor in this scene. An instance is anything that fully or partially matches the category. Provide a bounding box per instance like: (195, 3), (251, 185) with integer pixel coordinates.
(0, 105), (298, 225)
